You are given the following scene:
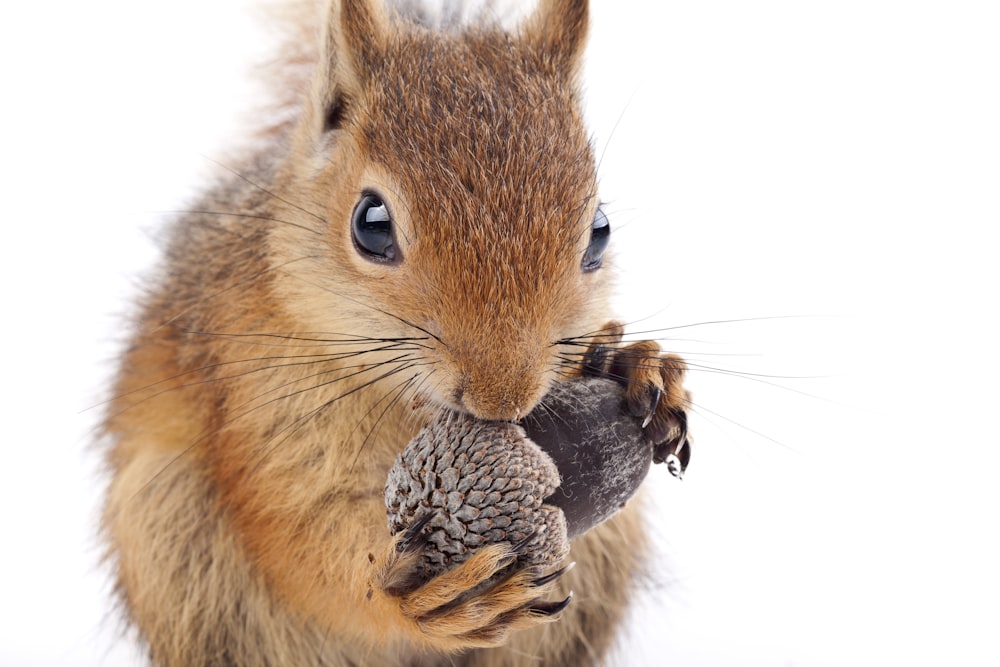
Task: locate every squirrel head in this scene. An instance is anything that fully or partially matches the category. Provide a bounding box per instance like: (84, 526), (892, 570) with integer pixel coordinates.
(274, 0), (610, 421)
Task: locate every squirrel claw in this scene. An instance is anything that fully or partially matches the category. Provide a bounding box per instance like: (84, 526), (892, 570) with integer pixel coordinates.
(532, 561), (575, 588)
(582, 344), (614, 377)
(510, 529), (537, 556)
(653, 412), (691, 478)
(529, 592), (573, 617)
(396, 511), (435, 554)
(641, 385), (662, 428)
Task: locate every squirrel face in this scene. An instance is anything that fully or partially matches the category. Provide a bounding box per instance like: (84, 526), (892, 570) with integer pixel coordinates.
(276, 0), (607, 421)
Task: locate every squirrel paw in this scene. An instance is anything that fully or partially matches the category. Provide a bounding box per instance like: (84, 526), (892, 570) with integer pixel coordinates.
(580, 320), (692, 477)
(368, 524), (572, 650)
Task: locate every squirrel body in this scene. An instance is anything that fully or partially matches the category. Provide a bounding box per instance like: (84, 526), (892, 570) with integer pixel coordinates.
(102, 1), (690, 664)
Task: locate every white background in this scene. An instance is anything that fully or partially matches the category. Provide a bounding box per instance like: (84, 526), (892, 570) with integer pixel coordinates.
(1, 1), (998, 665)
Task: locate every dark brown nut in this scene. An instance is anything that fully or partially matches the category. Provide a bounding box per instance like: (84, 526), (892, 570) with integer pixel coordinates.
(520, 377), (653, 539)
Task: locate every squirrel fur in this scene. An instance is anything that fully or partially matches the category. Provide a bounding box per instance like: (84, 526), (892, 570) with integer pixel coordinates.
(101, 0), (691, 664)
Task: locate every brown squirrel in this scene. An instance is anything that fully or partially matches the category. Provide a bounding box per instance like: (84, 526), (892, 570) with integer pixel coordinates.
(101, 0), (691, 665)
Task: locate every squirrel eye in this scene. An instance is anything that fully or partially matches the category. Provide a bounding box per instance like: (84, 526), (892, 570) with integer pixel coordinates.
(582, 207), (610, 272)
(351, 193), (397, 262)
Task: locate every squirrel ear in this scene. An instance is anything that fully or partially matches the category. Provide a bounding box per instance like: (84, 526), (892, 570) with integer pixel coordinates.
(310, 0), (388, 133)
(523, 0), (589, 79)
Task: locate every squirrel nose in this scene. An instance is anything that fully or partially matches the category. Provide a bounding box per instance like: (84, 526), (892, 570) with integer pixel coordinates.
(453, 386), (524, 422)
(452, 370), (542, 422)
(463, 397), (521, 422)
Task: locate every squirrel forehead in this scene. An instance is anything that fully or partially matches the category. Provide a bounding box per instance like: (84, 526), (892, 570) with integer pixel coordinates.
(357, 31), (597, 215)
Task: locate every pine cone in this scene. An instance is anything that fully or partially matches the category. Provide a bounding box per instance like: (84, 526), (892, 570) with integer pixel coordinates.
(384, 414), (568, 581)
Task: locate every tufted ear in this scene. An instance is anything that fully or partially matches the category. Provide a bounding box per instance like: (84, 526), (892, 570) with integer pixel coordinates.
(308, 0), (389, 134)
(522, 0), (589, 79)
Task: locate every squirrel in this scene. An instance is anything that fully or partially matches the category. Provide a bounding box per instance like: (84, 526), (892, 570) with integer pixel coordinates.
(101, 0), (691, 665)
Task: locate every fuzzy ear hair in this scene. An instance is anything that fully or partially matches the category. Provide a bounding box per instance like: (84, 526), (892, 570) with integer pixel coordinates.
(523, 0), (589, 78)
(310, 0), (388, 133)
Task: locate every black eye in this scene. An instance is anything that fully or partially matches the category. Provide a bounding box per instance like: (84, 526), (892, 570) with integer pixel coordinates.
(582, 207), (610, 272)
(351, 193), (397, 262)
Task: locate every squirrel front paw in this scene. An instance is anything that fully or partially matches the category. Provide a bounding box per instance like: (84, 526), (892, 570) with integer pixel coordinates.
(368, 521), (572, 650)
(580, 320), (692, 477)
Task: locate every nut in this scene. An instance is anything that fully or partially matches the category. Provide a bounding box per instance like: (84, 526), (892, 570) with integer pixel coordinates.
(384, 377), (654, 580)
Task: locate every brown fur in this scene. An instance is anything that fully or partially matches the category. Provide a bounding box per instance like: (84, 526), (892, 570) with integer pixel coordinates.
(102, 1), (689, 665)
